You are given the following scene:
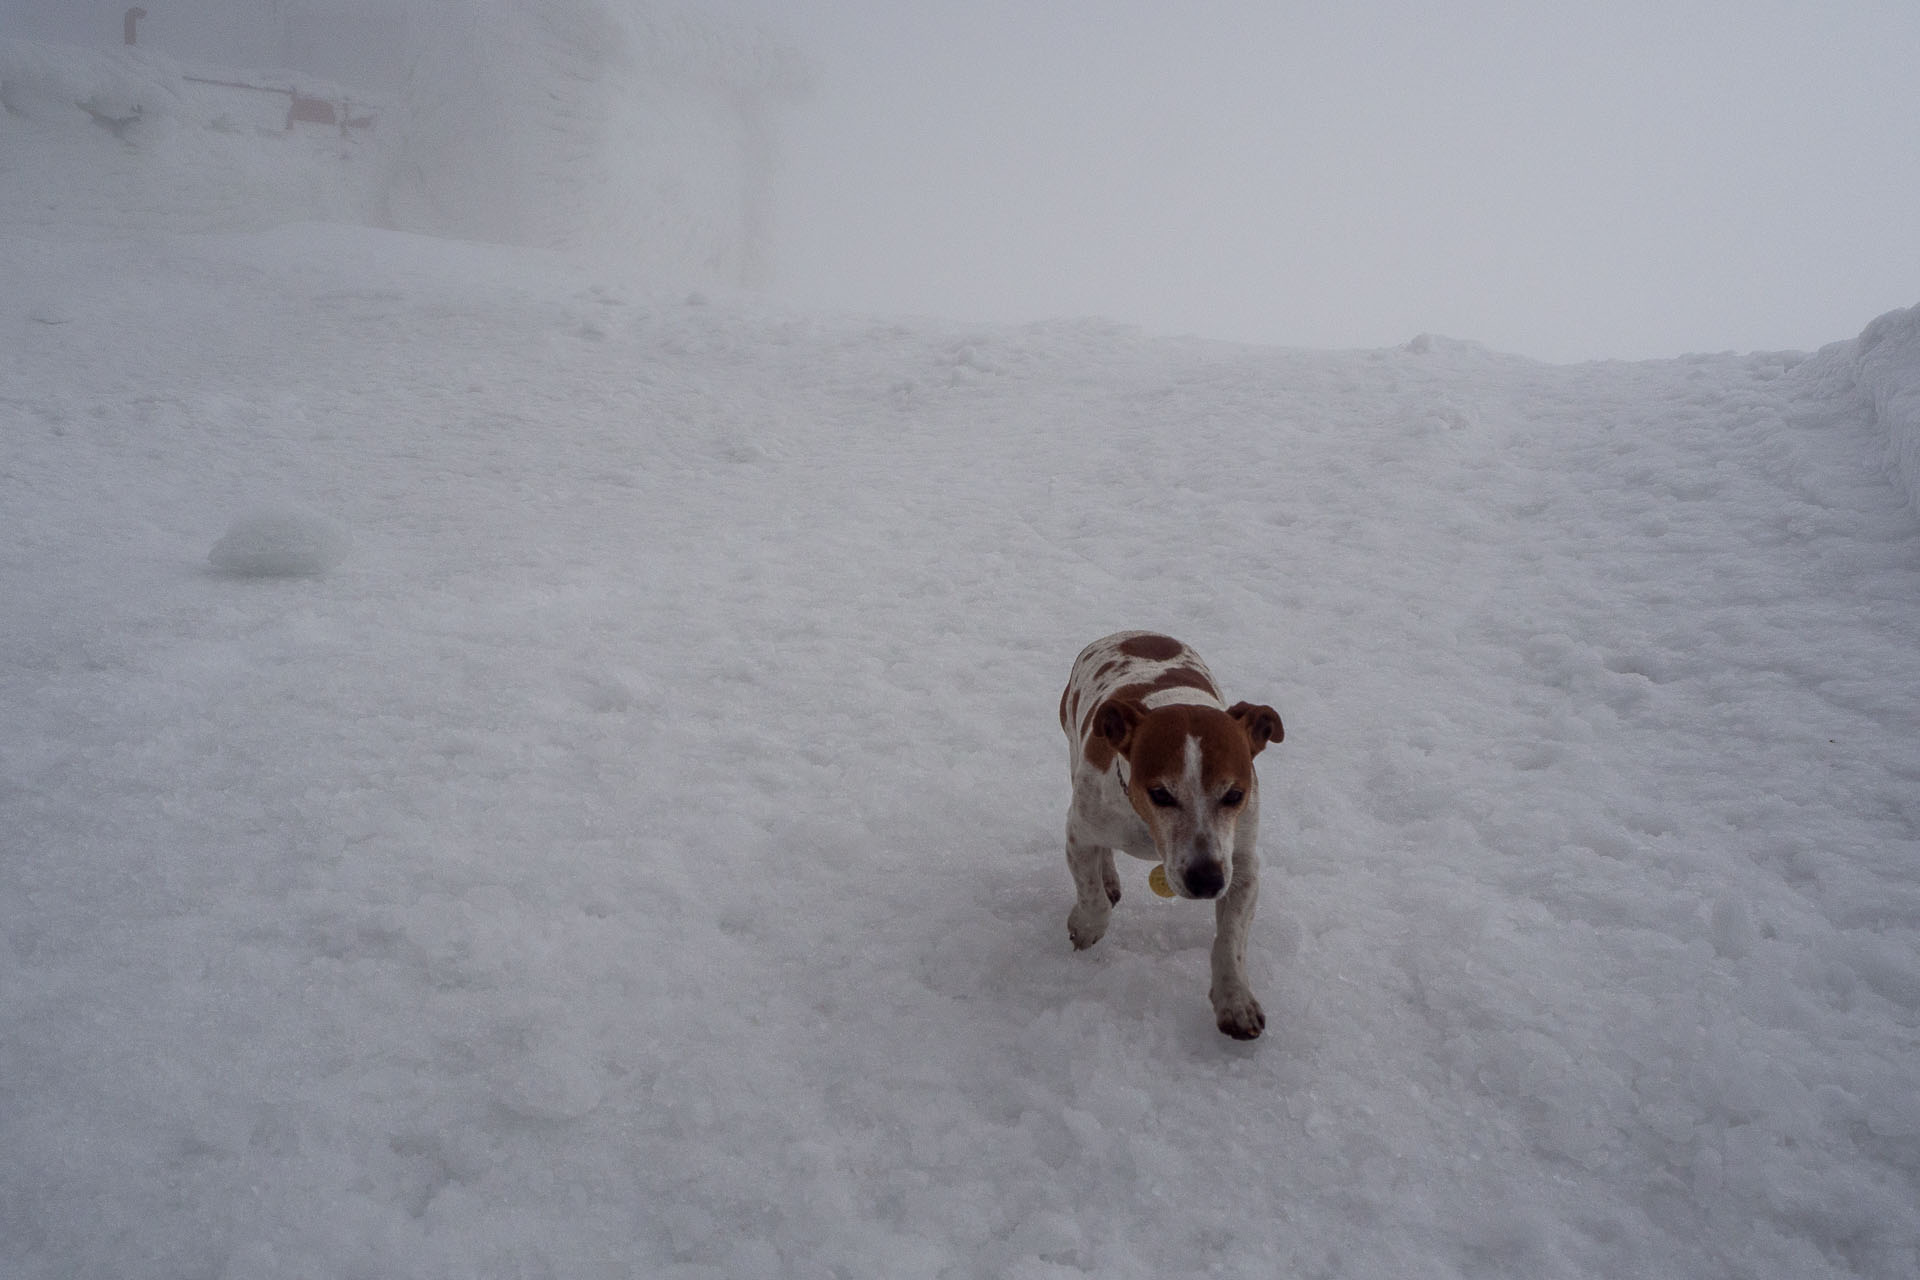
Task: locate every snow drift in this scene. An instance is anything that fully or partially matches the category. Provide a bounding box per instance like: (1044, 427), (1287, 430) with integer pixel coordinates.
(1849, 303), (1920, 513)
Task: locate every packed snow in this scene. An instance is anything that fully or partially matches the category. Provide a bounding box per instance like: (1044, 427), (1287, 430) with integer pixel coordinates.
(3, 24), (1920, 1280)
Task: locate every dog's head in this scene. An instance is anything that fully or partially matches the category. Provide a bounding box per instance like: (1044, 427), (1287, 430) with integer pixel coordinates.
(1094, 698), (1283, 898)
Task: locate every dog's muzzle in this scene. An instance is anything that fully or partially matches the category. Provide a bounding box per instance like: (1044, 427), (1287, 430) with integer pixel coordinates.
(1183, 859), (1226, 899)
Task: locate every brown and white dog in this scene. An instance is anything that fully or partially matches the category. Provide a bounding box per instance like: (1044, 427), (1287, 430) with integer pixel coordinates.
(1058, 631), (1284, 1039)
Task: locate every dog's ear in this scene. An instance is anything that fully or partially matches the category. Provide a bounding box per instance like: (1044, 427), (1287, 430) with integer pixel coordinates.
(1094, 699), (1143, 755)
(1228, 702), (1284, 755)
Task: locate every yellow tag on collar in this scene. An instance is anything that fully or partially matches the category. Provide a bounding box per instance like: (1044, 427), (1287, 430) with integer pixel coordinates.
(1147, 865), (1176, 898)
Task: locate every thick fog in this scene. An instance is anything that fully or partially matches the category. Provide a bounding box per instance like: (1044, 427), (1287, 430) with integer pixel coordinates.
(754, 0), (1920, 361)
(6, 0), (1917, 361)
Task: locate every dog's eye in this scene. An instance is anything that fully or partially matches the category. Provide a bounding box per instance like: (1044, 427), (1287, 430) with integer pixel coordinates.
(1221, 787), (1246, 807)
(1147, 786), (1178, 809)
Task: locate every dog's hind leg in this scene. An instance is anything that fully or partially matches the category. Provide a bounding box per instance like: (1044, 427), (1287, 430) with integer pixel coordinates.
(1065, 831), (1119, 949)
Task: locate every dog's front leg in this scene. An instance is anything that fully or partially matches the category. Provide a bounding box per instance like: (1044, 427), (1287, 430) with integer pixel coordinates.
(1065, 831), (1120, 950)
(1209, 854), (1265, 1039)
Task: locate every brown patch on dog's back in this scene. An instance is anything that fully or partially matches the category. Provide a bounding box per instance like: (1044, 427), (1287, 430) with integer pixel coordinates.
(1150, 665), (1219, 698)
(1082, 667), (1217, 744)
(1085, 681), (1153, 740)
(1083, 669), (1217, 734)
(1118, 633), (1186, 661)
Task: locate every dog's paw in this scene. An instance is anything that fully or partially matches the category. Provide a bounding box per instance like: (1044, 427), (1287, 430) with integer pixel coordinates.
(1213, 991), (1266, 1040)
(1067, 904), (1110, 950)
(1101, 863), (1122, 906)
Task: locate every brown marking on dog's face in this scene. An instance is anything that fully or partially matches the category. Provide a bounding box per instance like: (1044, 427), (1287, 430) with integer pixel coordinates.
(1227, 701), (1284, 756)
(1093, 658), (1121, 680)
(1124, 706), (1255, 817)
(1117, 633), (1186, 661)
(1118, 704), (1257, 898)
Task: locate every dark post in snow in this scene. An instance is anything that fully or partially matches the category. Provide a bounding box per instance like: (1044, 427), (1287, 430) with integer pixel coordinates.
(124, 7), (147, 46)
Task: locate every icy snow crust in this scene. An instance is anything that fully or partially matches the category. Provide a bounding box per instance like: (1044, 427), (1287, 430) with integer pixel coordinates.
(3, 225), (1918, 1279)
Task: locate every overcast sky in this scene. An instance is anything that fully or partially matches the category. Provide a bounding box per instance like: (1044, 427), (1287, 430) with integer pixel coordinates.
(8, 0), (1918, 361)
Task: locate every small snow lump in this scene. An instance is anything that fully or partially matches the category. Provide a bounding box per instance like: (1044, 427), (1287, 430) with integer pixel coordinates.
(208, 507), (352, 577)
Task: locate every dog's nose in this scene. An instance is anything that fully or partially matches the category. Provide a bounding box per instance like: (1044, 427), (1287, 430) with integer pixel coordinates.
(1183, 860), (1226, 899)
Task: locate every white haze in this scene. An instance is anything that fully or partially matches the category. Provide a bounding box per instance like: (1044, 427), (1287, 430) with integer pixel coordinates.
(6, 0), (1916, 362)
(6, 9), (1920, 1278)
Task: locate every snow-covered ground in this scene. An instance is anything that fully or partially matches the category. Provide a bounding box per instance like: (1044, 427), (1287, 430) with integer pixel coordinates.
(4, 30), (1920, 1280)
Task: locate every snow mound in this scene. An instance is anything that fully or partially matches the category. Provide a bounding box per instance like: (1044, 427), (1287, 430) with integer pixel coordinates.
(207, 507), (352, 577)
(0, 37), (186, 127)
(1850, 302), (1920, 513)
